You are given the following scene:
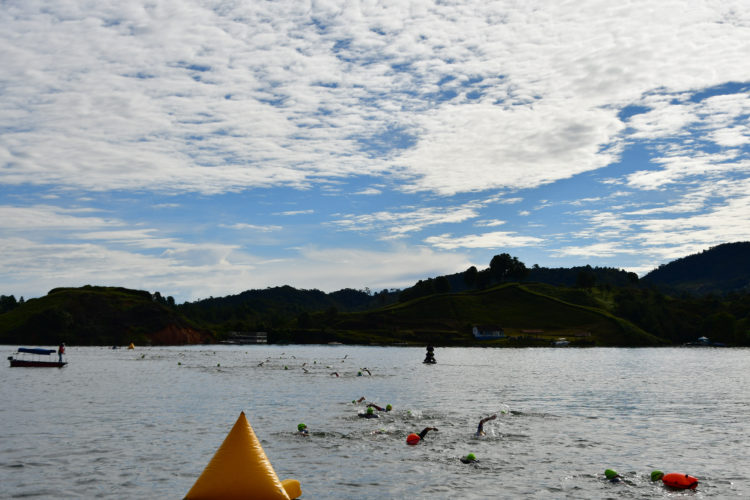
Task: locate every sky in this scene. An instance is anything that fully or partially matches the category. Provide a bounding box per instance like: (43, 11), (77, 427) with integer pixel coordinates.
(1, 0), (749, 303)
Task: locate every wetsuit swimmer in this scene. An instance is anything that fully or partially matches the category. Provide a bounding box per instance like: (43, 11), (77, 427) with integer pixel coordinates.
(604, 469), (621, 483)
(475, 414), (497, 436)
(460, 453), (477, 464)
(367, 403), (392, 412)
(359, 406), (379, 418)
(297, 423), (309, 436)
(406, 427), (438, 445)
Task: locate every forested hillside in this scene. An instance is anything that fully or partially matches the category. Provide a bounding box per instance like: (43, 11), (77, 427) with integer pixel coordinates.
(0, 286), (208, 346)
(642, 242), (750, 295)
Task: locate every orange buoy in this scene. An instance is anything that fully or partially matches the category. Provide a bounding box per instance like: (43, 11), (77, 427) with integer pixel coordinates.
(662, 473), (698, 490)
(406, 433), (420, 445)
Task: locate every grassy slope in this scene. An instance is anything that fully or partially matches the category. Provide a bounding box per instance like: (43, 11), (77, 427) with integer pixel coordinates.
(1, 284), (665, 346)
(328, 283), (664, 346)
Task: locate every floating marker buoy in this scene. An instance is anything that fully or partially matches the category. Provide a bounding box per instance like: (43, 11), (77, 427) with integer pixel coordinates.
(406, 433), (420, 445)
(185, 411), (301, 499)
(661, 473), (698, 490)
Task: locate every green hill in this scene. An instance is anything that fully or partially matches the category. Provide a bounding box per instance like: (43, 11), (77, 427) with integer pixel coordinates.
(282, 283), (664, 346)
(0, 286), (210, 346)
(642, 242), (750, 295)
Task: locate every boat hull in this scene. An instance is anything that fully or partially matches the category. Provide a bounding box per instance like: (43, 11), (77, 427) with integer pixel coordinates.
(9, 359), (67, 368)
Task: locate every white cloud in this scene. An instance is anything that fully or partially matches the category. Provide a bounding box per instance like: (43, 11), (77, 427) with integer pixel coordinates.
(275, 210), (315, 216)
(0, 234), (470, 301)
(0, 205), (121, 231)
(354, 187), (382, 195)
(626, 153), (749, 190)
(475, 219), (506, 227)
(395, 101), (625, 195)
(0, 203), (475, 300)
(560, 177), (750, 269)
(555, 242), (645, 259)
(220, 223), (282, 232)
(332, 203), (481, 236)
(1, 1), (748, 196)
(424, 231), (544, 250)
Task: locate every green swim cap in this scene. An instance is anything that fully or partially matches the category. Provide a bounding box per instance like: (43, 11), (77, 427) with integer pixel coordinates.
(466, 453), (476, 461)
(386, 404), (392, 411)
(604, 469), (618, 479)
(297, 423), (306, 431)
(651, 470), (664, 481)
(367, 406), (374, 414)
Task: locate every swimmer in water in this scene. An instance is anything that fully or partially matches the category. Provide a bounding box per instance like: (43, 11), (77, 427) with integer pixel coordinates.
(297, 423), (309, 436)
(460, 453), (477, 464)
(406, 427), (438, 444)
(359, 406), (379, 418)
(475, 414), (497, 436)
(604, 469), (621, 483)
(367, 403), (392, 412)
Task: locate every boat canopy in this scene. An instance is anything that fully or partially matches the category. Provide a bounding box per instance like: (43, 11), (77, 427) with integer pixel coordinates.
(18, 347), (56, 355)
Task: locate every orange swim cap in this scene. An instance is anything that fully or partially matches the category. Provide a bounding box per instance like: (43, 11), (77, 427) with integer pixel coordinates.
(406, 433), (420, 445)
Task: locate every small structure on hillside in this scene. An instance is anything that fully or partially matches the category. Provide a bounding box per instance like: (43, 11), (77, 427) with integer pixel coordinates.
(221, 331), (268, 344)
(685, 336), (726, 347)
(472, 325), (504, 340)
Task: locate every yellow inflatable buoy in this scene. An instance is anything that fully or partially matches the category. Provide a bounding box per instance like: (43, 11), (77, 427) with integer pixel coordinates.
(184, 411), (301, 500)
(128, 343), (135, 350)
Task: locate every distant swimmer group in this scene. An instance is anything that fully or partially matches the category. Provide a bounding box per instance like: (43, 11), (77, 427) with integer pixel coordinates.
(367, 403), (392, 412)
(651, 470), (699, 490)
(604, 469), (699, 490)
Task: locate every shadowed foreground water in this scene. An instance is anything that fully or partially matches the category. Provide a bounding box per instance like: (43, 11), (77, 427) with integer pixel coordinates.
(2, 345), (748, 498)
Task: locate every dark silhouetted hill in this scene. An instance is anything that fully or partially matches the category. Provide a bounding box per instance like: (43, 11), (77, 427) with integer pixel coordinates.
(0, 286), (210, 346)
(642, 242), (750, 295)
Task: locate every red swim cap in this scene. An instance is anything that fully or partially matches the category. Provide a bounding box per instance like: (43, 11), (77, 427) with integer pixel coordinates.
(406, 433), (420, 445)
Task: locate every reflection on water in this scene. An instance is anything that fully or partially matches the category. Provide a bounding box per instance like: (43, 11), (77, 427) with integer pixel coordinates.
(2, 345), (749, 498)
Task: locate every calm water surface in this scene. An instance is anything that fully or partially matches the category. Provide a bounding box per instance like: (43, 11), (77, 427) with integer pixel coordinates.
(2, 345), (748, 498)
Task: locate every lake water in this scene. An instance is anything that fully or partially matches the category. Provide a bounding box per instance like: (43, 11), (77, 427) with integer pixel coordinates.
(2, 345), (748, 499)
